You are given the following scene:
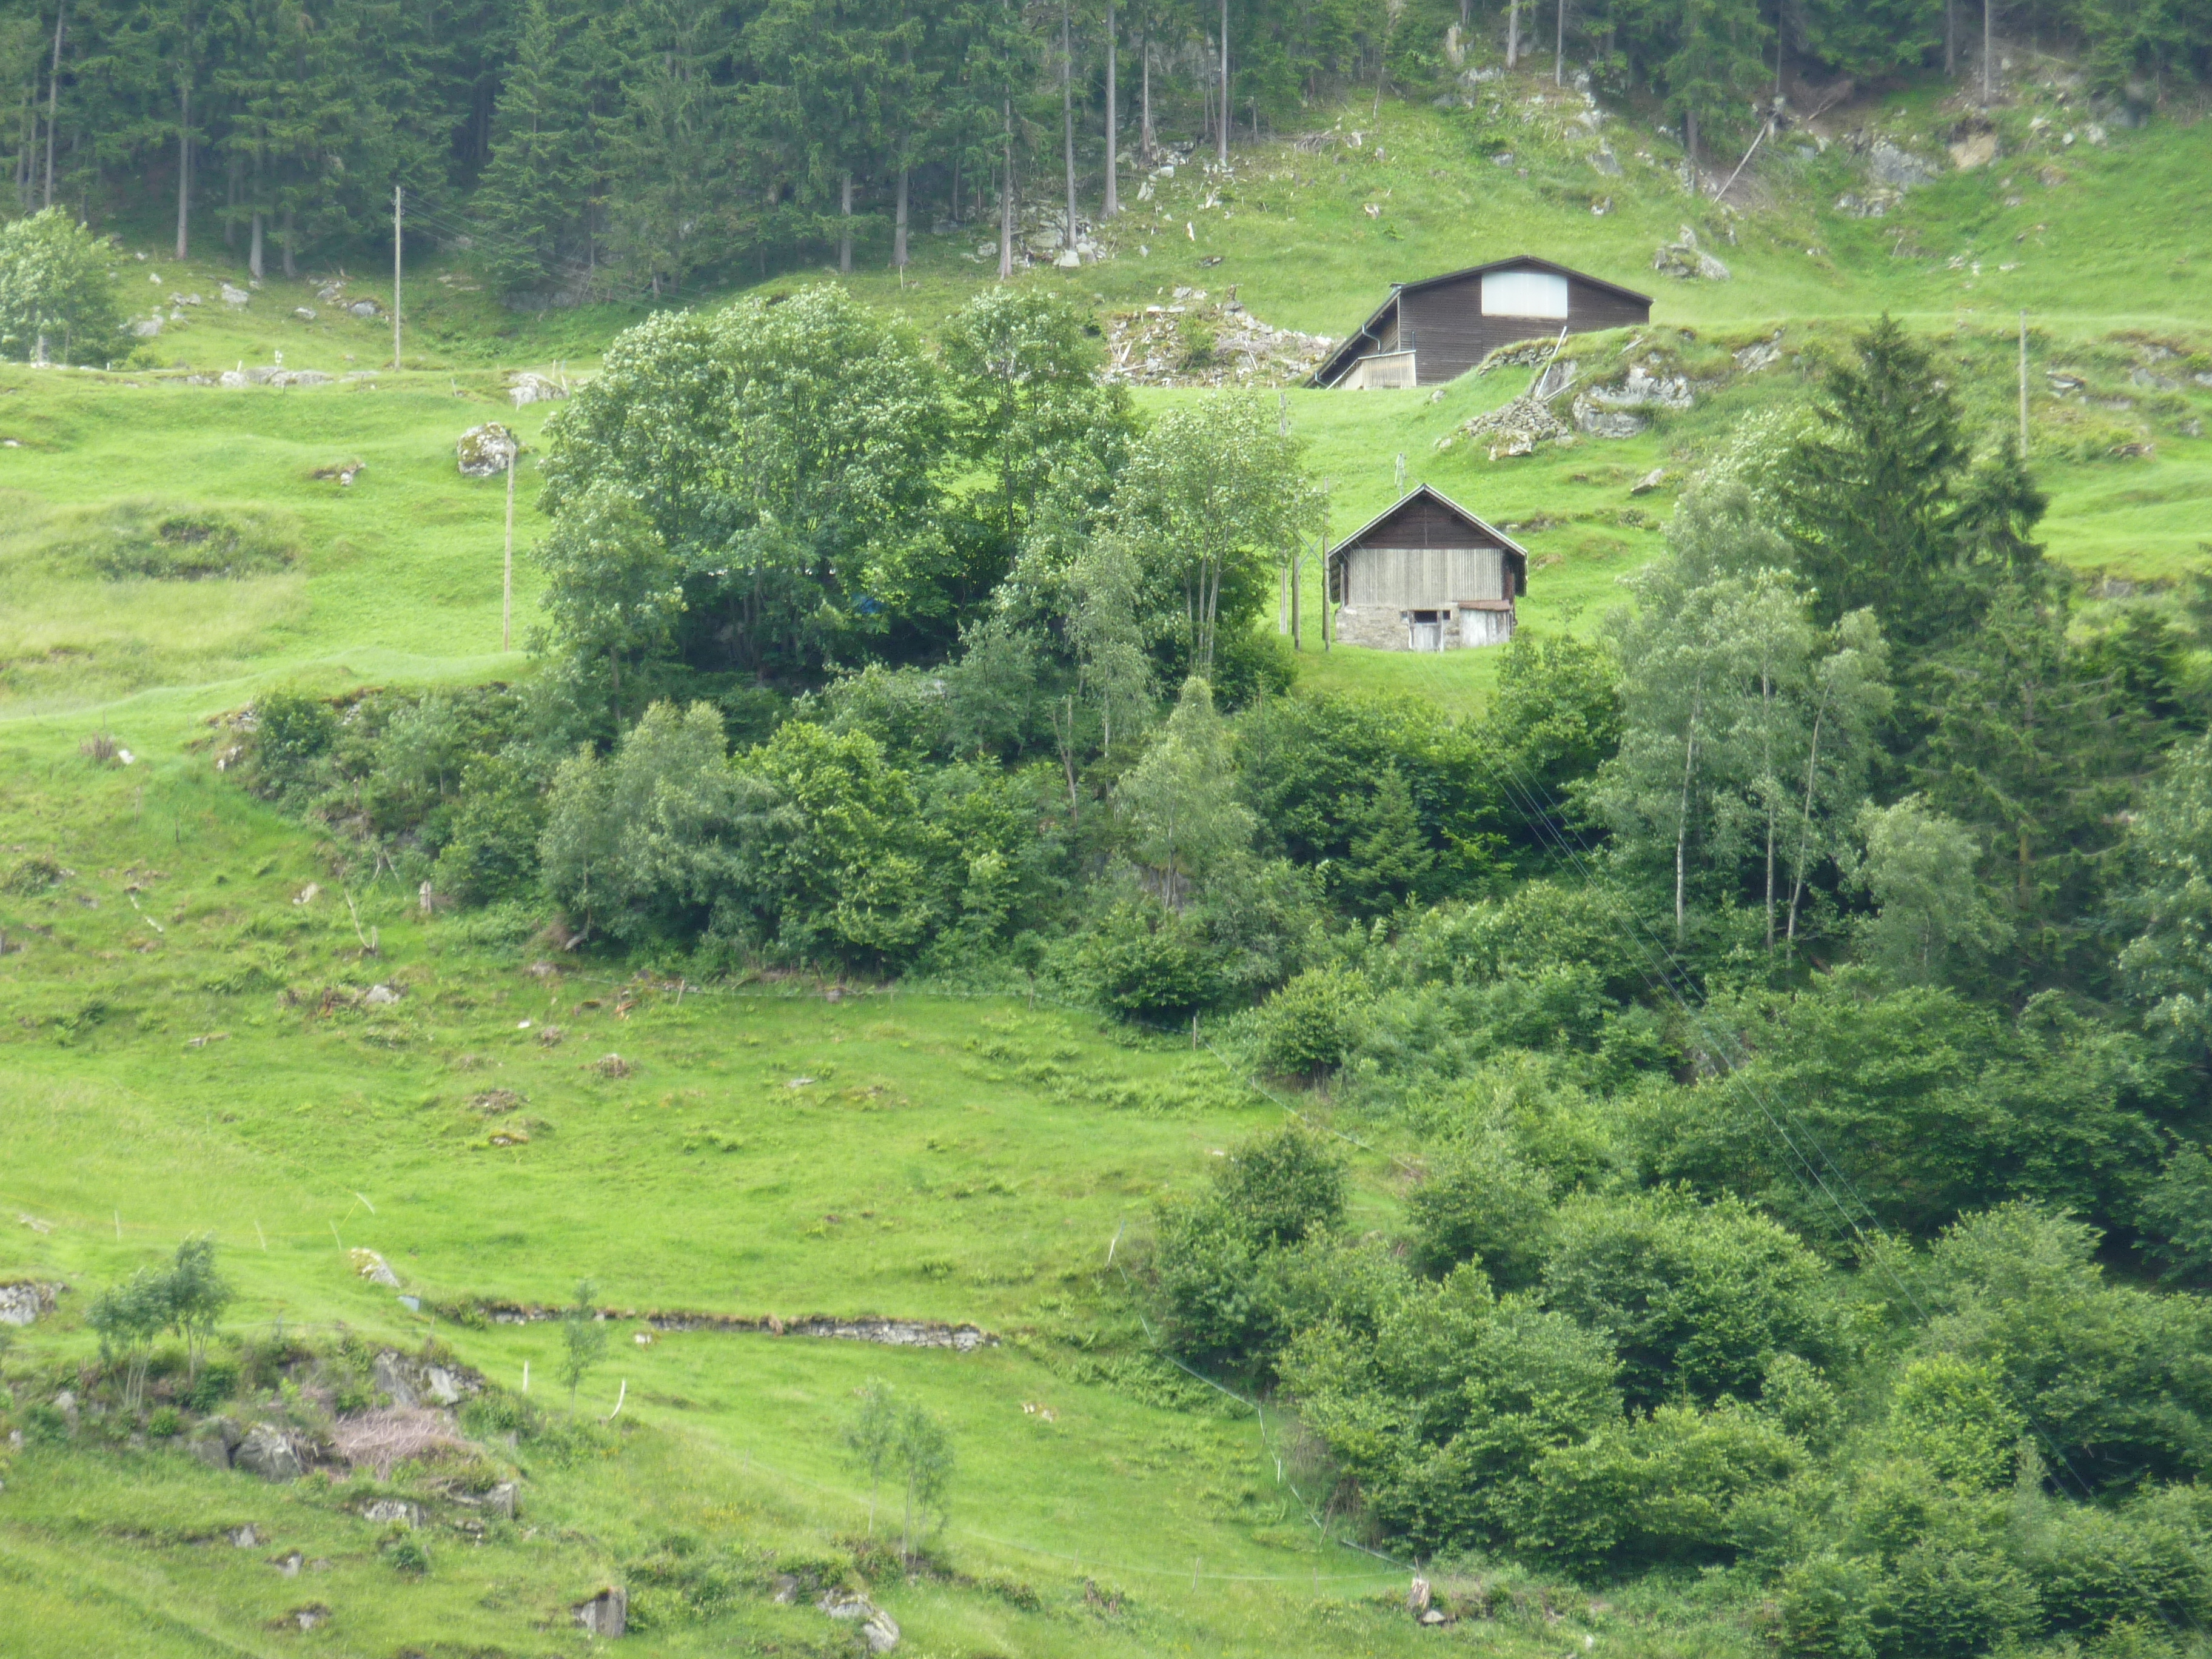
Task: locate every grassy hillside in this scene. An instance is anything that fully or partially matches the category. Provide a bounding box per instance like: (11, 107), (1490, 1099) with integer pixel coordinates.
(2, 62), (2210, 1658)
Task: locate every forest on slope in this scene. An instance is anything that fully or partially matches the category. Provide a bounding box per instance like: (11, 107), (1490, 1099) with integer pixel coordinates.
(2, 4), (2212, 1656)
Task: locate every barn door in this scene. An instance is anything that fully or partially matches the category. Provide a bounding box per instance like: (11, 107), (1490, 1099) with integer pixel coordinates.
(1410, 615), (1443, 652)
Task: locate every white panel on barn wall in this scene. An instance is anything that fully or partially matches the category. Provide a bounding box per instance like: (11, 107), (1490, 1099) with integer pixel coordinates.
(1480, 270), (1570, 319)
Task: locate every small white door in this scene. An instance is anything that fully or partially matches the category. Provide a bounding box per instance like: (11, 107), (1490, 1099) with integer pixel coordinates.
(1410, 619), (1443, 651)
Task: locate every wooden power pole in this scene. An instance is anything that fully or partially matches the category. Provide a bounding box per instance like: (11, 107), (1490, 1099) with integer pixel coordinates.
(503, 451), (516, 652)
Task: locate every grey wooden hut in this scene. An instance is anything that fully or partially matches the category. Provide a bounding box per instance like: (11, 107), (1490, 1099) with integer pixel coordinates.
(1312, 255), (1652, 389)
(1326, 484), (1529, 651)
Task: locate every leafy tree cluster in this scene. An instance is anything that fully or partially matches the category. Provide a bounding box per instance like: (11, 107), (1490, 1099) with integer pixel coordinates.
(4, 0), (2202, 303)
(84, 1238), (232, 1410)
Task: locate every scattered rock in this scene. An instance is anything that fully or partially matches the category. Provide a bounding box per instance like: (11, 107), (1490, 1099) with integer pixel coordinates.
(1867, 138), (1940, 188)
(1732, 339), (1783, 372)
(508, 370), (569, 409)
(132, 317), (163, 337)
(189, 1417), (243, 1470)
(362, 1498), (420, 1527)
(1419, 1607), (1449, 1625)
(771, 1574), (800, 1604)
(349, 298), (381, 318)
(270, 1551), (303, 1577)
(2130, 367), (2182, 390)
(457, 1481), (518, 1520)
(536, 1025), (565, 1048)
(422, 1366), (464, 1406)
(0, 1282), (62, 1326)
(573, 1586), (628, 1637)
(220, 283), (250, 307)
(350, 1248), (401, 1288)
(277, 1605), (330, 1632)
(370, 1351), (420, 1407)
(1652, 225), (1729, 281)
(594, 1053), (632, 1079)
(456, 422), (518, 478)
(1630, 468), (1666, 495)
(233, 1423), (305, 1483)
(293, 883), (321, 906)
(310, 460), (365, 487)
(363, 983), (401, 1006)
(293, 306), (317, 321)
(862, 1608), (901, 1653)
(1949, 130), (1999, 171)
(1834, 188), (1904, 218)
(229, 1523), (260, 1548)
(1572, 404), (1647, 438)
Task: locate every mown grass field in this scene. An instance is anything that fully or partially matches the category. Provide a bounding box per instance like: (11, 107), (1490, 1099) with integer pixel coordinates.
(1, 65), (2209, 1658)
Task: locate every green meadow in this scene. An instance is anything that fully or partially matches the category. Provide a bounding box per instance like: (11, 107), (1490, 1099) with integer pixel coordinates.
(2, 72), (2210, 1658)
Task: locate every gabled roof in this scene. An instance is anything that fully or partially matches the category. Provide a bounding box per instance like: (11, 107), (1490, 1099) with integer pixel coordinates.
(1311, 254), (1654, 386)
(1326, 484), (1531, 597)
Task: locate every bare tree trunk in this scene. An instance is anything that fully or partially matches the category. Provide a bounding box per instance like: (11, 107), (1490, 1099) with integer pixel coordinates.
(1945, 0), (1956, 75)
(1785, 694), (1829, 962)
(1141, 16), (1154, 162)
(1217, 0), (1230, 165)
(893, 165), (909, 269)
(1982, 0), (1992, 102)
(999, 101), (1014, 279)
(1507, 0), (1520, 67)
(224, 146), (237, 246)
(1102, 0), (1118, 216)
(280, 204), (295, 278)
(1555, 0), (1566, 85)
(174, 79), (190, 257)
(43, 0), (63, 210)
(838, 170), (853, 274)
(1061, 1), (1077, 249)
(249, 209), (263, 278)
(1675, 714), (1698, 943)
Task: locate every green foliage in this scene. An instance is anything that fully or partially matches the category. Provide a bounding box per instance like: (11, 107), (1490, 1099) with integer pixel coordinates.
(1852, 796), (2009, 983)
(249, 689), (338, 794)
(2119, 727), (2212, 1069)
(1540, 1190), (1831, 1410)
(1404, 1138), (1555, 1288)
(0, 210), (124, 367)
(559, 1279), (608, 1404)
(1068, 897), (1220, 1021)
(1253, 966), (1366, 1077)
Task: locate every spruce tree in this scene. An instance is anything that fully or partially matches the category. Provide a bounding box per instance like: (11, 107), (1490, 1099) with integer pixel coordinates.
(475, 0), (590, 295)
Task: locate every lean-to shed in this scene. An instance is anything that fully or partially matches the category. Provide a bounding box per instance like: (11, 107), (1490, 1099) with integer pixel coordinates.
(1326, 484), (1529, 651)
(1312, 255), (1652, 389)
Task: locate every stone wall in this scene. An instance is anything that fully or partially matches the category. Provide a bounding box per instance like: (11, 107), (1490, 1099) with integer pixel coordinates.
(1333, 606), (1514, 651)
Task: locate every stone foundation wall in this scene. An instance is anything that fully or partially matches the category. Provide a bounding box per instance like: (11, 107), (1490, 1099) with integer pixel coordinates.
(1333, 606), (1513, 651)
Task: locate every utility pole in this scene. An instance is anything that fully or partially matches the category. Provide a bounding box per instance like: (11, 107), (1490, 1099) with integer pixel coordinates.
(1319, 481), (1332, 652)
(391, 186), (403, 370)
(2019, 310), (2029, 454)
(503, 451), (516, 652)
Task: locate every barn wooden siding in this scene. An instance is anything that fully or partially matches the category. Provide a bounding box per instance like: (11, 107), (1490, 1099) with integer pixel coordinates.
(1395, 272), (1651, 384)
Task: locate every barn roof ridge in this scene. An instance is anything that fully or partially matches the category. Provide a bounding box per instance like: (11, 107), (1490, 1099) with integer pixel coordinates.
(1326, 482), (1532, 563)
(1312, 253), (1652, 387)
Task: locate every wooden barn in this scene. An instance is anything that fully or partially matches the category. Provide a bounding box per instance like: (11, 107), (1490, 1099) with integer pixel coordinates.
(1326, 485), (1529, 651)
(1311, 255), (1652, 389)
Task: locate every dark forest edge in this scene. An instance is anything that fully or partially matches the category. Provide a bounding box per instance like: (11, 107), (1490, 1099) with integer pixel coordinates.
(2, 0), (2204, 305)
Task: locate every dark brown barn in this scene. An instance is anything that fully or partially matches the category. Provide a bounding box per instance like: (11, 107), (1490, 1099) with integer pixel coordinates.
(1312, 255), (1652, 389)
(1326, 484), (1530, 651)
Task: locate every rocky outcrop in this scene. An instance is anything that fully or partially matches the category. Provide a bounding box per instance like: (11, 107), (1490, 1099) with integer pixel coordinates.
(189, 1416), (244, 1471)
(233, 1423), (305, 1483)
(573, 1586), (627, 1637)
(0, 1281), (62, 1326)
(1652, 224), (1729, 281)
(1868, 138), (1941, 187)
(457, 423), (518, 478)
(820, 1591), (900, 1653)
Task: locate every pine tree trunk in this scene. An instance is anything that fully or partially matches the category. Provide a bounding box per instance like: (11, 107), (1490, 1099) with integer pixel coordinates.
(43, 0), (63, 210)
(1141, 19), (1153, 162)
(839, 171), (853, 274)
(224, 147), (237, 247)
(1061, 2), (1077, 250)
(1555, 0), (1566, 85)
(894, 166), (908, 268)
(1945, 0), (1956, 76)
(1507, 0), (1520, 68)
(174, 79), (190, 258)
(999, 99), (1014, 279)
(249, 209), (264, 279)
(1102, 0), (1118, 216)
(281, 204), (295, 278)
(1217, 0), (1230, 164)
